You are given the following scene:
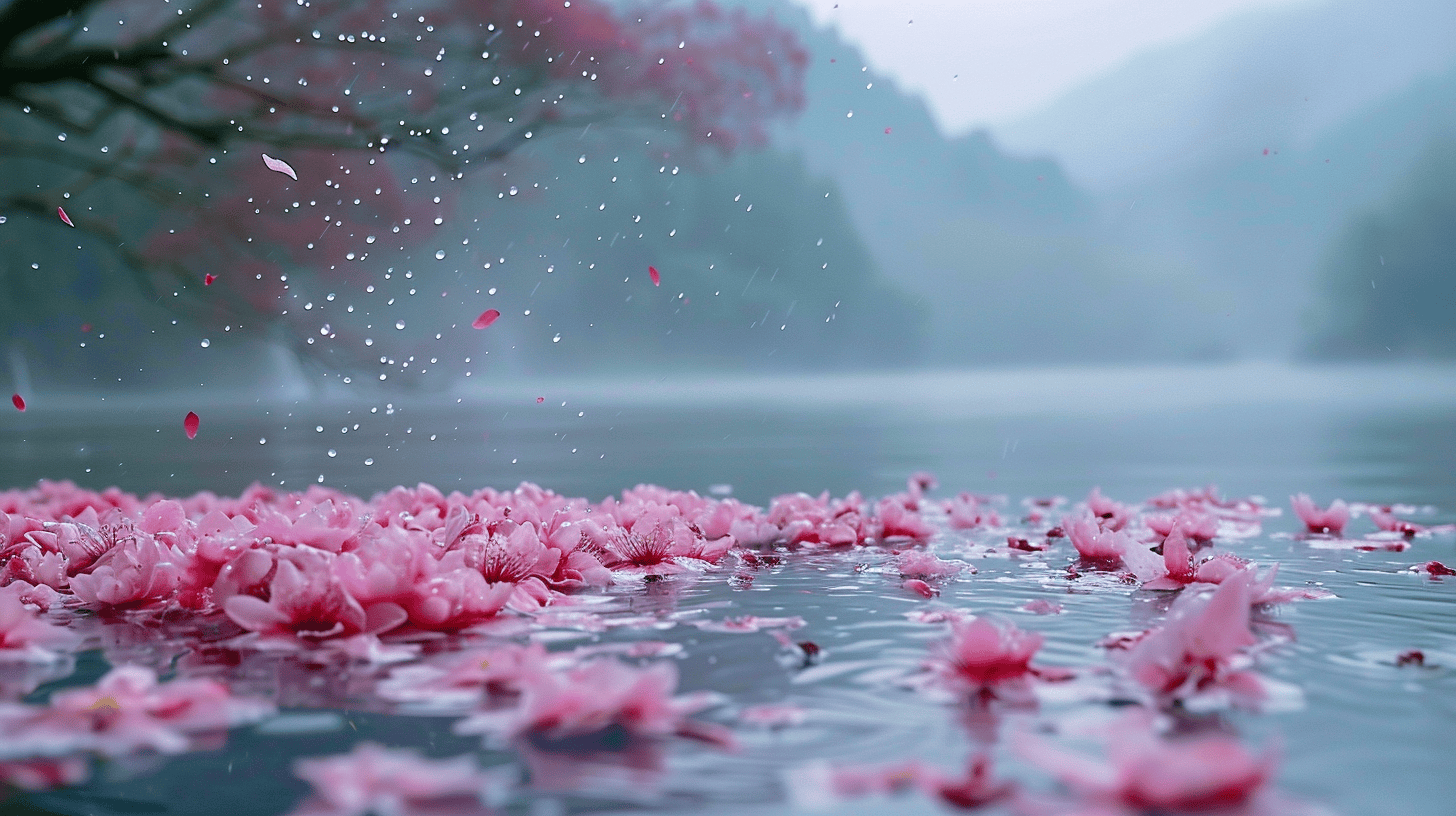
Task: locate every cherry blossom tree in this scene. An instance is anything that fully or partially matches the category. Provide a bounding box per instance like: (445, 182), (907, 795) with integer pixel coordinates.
(0, 0), (807, 370)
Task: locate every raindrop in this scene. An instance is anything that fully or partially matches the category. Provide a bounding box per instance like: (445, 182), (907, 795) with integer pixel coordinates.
(364, 458), (375, 466)
(435, 250), (446, 260)
(327, 449), (337, 458)
(395, 320), (406, 330)
(200, 339), (211, 348)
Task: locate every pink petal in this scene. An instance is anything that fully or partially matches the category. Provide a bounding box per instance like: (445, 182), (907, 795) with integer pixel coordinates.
(472, 309), (500, 329)
(184, 411), (200, 439)
(261, 153), (298, 180)
(224, 594), (290, 632)
(57, 207), (74, 227)
(536, 397), (544, 404)
(204, 274), (216, 286)
(11, 394), (23, 412)
(648, 265), (661, 286)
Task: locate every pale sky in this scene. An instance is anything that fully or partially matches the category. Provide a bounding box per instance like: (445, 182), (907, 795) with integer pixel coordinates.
(798, 0), (1321, 133)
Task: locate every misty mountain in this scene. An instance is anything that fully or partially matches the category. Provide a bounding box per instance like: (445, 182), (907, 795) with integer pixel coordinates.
(746, 0), (1240, 364)
(1304, 136), (1456, 358)
(991, 0), (1456, 357)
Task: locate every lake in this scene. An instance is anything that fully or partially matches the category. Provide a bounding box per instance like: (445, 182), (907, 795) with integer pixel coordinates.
(2, 362), (1454, 816)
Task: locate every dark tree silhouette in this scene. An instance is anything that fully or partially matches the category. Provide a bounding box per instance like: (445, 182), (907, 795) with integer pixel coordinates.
(0, 0), (807, 370)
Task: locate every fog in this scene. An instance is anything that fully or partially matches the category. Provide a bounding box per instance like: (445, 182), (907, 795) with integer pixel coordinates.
(2, 0), (1453, 395)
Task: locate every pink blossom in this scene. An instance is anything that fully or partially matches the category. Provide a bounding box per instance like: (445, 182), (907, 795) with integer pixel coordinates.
(932, 617), (1046, 690)
(1085, 488), (1133, 531)
(1064, 515), (1132, 564)
(1120, 568), (1272, 708)
(225, 549), (403, 641)
(1290, 494), (1350, 536)
(67, 531), (185, 609)
(1122, 523), (1250, 591)
(947, 492), (1001, 529)
(874, 497), (935, 541)
(291, 743), (493, 816)
(1015, 712), (1280, 814)
(1145, 510), (1219, 544)
(1368, 509), (1424, 536)
(401, 569), (517, 631)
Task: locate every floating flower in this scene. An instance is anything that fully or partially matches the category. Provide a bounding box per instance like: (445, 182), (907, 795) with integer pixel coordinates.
(931, 617), (1045, 690)
(1064, 514), (1131, 564)
(1290, 494), (1349, 536)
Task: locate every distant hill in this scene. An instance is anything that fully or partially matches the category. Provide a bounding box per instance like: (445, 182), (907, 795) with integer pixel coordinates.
(989, 0), (1456, 357)
(745, 0), (1242, 364)
(1304, 135), (1456, 358)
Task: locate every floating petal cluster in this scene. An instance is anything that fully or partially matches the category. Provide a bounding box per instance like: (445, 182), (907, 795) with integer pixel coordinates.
(0, 477), (1447, 813)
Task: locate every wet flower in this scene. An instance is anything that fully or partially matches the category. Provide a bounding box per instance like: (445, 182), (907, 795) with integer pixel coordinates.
(932, 617), (1046, 690)
(1064, 514), (1132, 564)
(1290, 494), (1350, 536)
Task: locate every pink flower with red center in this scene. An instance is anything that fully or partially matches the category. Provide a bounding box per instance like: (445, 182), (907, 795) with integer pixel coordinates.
(1064, 514), (1132, 564)
(1120, 568), (1273, 708)
(1290, 494), (1350, 536)
(932, 617), (1046, 689)
(224, 549), (402, 641)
